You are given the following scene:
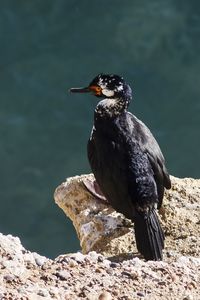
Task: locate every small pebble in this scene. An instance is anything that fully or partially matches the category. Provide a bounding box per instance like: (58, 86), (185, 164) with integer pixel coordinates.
(190, 236), (197, 242)
(68, 259), (78, 267)
(37, 289), (50, 297)
(183, 295), (193, 300)
(41, 264), (48, 271)
(101, 259), (111, 268)
(158, 281), (166, 286)
(137, 291), (145, 297)
(33, 253), (47, 266)
(98, 291), (112, 300)
(97, 255), (104, 263)
(121, 271), (133, 278)
(56, 270), (70, 280)
(71, 252), (86, 263)
(112, 289), (119, 296)
(106, 268), (114, 275)
(3, 274), (15, 282)
(88, 251), (100, 262)
(110, 262), (119, 268)
(95, 267), (102, 273)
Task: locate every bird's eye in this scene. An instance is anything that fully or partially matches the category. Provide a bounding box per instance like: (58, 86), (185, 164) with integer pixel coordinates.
(95, 86), (102, 95)
(96, 87), (101, 92)
(89, 85), (102, 95)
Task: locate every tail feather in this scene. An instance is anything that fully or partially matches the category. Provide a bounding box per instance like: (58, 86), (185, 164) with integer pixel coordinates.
(134, 208), (164, 261)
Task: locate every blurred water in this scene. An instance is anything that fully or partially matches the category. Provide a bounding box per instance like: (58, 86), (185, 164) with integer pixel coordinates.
(0, 0), (200, 258)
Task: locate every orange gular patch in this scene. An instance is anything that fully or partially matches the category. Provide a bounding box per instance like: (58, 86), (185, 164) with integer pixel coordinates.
(89, 85), (102, 96)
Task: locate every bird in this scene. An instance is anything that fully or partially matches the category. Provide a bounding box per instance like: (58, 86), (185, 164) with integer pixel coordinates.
(70, 74), (171, 261)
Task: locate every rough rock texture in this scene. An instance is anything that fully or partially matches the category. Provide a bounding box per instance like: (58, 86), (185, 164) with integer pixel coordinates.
(0, 233), (200, 300)
(1, 174), (200, 299)
(54, 174), (200, 260)
(55, 174), (133, 256)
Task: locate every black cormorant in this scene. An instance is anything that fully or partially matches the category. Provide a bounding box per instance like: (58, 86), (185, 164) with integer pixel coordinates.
(70, 74), (171, 261)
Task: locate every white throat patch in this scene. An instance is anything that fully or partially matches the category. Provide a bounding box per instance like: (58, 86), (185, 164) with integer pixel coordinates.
(100, 98), (117, 107)
(102, 88), (115, 97)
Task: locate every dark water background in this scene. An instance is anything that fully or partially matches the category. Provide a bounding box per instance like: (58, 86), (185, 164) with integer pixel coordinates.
(0, 1), (200, 258)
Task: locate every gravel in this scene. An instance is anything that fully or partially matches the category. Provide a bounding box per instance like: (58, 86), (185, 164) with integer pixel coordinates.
(0, 233), (200, 299)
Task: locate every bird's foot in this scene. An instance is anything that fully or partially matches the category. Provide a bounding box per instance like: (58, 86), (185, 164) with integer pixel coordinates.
(82, 178), (109, 204)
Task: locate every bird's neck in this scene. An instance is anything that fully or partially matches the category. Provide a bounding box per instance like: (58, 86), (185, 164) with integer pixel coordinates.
(94, 84), (132, 119)
(95, 97), (127, 119)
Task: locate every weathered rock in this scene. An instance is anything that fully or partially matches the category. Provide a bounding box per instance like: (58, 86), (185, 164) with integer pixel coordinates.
(0, 233), (199, 299)
(54, 174), (133, 257)
(1, 174), (199, 299)
(0, 233), (48, 278)
(54, 174), (200, 259)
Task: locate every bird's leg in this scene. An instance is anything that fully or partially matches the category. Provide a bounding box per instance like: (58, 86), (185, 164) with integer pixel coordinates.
(82, 178), (109, 204)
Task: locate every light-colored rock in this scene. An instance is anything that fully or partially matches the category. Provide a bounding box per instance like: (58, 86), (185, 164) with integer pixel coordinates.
(0, 233), (47, 280)
(54, 174), (133, 254)
(54, 174), (200, 259)
(54, 174), (133, 256)
(0, 174), (199, 299)
(162, 176), (200, 257)
(0, 227), (200, 299)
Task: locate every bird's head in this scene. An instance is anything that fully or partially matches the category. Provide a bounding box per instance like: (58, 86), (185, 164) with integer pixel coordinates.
(70, 74), (132, 103)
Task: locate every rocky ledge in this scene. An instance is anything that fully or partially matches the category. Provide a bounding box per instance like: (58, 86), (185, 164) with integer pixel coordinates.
(0, 174), (199, 299)
(0, 233), (199, 300)
(54, 174), (200, 260)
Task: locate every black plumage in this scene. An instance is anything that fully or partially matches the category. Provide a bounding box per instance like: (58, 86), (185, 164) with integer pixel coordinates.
(70, 74), (171, 260)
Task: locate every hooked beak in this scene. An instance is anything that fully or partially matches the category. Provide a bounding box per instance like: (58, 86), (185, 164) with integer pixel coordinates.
(70, 87), (91, 93)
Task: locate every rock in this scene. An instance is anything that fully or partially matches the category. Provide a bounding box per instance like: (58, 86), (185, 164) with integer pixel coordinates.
(0, 232), (200, 299)
(54, 174), (200, 259)
(0, 233), (33, 278)
(54, 174), (133, 256)
(37, 288), (50, 297)
(55, 270), (71, 280)
(33, 252), (48, 267)
(98, 291), (112, 300)
(0, 174), (199, 299)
